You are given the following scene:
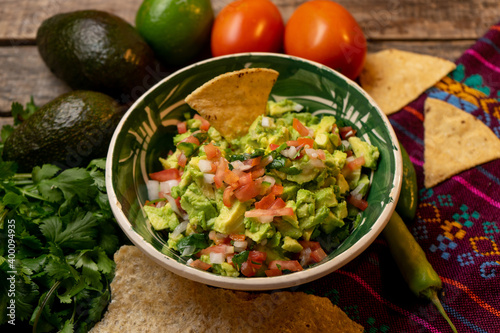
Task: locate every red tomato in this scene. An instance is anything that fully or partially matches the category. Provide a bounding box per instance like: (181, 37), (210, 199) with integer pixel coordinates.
(189, 259), (212, 270)
(194, 114), (211, 131)
(211, 0), (284, 56)
(177, 121), (187, 134)
(268, 260), (303, 272)
(347, 194), (369, 211)
(149, 168), (180, 181)
(284, 0), (367, 80)
(204, 143), (221, 160)
(292, 118), (310, 137)
(347, 156), (365, 171)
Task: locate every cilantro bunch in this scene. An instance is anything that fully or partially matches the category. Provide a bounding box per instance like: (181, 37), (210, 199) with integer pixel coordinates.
(0, 156), (126, 332)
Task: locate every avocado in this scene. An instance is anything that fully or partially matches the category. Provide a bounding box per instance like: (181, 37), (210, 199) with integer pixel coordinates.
(315, 187), (338, 209)
(143, 203), (180, 231)
(36, 10), (161, 101)
(348, 136), (380, 169)
(266, 100), (303, 117)
(244, 217), (275, 243)
(213, 199), (248, 235)
(320, 210), (345, 234)
(2, 91), (124, 172)
(180, 183), (217, 229)
(282, 236), (303, 253)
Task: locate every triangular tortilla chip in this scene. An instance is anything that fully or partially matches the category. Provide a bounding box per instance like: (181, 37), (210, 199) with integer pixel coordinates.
(360, 49), (456, 115)
(423, 98), (500, 188)
(185, 68), (279, 140)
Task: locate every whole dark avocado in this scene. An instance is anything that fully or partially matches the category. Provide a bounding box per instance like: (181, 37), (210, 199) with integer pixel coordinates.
(2, 91), (125, 172)
(36, 10), (162, 101)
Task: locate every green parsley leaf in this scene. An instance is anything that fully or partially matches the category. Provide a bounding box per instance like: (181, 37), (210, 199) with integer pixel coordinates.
(232, 250), (249, 270)
(40, 212), (98, 250)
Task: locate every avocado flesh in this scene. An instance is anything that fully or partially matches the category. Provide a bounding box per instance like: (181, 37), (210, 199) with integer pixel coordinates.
(36, 10), (160, 100)
(2, 90), (124, 172)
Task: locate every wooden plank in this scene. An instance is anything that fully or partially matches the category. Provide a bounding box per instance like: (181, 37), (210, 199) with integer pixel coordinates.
(1, 0), (499, 42)
(0, 40), (474, 113)
(0, 46), (71, 113)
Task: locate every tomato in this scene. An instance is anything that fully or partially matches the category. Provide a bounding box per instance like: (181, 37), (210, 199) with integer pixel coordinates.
(211, 0), (284, 57)
(339, 126), (357, 139)
(149, 168), (180, 181)
(346, 156), (365, 171)
(347, 194), (369, 211)
(292, 118), (310, 137)
(136, 0), (214, 66)
(204, 143), (221, 160)
(177, 121), (187, 134)
(189, 259), (212, 270)
(284, 0), (367, 80)
(268, 260), (303, 272)
(194, 114), (211, 131)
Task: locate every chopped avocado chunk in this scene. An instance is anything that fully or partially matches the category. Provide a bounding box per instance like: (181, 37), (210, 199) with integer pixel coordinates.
(282, 236), (303, 253)
(274, 219), (302, 239)
(213, 199), (247, 235)
(348, 136), (380, 169)
(336, 174), (350, 196)
(266, 99), (303, 116)
(144, 203), (180, 231)
(315, 187), (338, 209)
(212, 262), (240, 277)
(320, 210), (345, 234)
(244, 217), (275, 243)
(160, 150), (181, 169)
(180, 183), (217, 230)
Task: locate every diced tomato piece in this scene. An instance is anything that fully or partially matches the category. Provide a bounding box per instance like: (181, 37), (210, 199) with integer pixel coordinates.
(204, 143), (221, 160)
(199, 244), (231, 256)
(214, 158), (227, 188)
(190, 259), (211, 271)
(226, 254), (234, 265)
(237, 172), (252, 186)
(293, 118), (310, 137)
(149, 168), (180, 182)
(270, 184), (284, 196)
(297, 137), (315, 148)
(223, 186), (234, 208)
(250, 167), (265, 179)
(255, 193), (276, 210)
(339, 126), (357, 140)
(346, 150), (353, 157)
(209, 230), (230, 245)
(240, 261), (257, 277)
(268, 197), (287, 209)
(229, 234), (246, 242)
(244, 207), (294, 218)
(177, 121), (187, 134)
(194, 114), (211, 131)
(269, 143), (280, 150)
(177, 152), (187, 167)
(265, 269), (283, 277)
(286, 140), (299, 146)
(224, 169), (240, 185)
(268, 260), (303, 272)
(347, 194), (369, 211)
(298, 240), (321, 251)
(243, 156), (262, 168)
(234, 181), (261, 202)
(248, 250), (267, 263)
(180, 135), (200, 145)
(347, 156), (365, 171)
(310, 248), (327, 263)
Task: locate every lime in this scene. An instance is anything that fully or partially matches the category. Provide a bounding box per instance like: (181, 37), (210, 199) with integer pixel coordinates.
(136, 0), (213, 66)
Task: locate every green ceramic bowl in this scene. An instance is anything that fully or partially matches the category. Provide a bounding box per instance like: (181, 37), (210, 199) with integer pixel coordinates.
(106, 53), (402, 290)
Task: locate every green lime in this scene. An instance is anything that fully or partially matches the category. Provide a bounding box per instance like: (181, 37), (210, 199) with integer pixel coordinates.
(135, 0), (213, 66)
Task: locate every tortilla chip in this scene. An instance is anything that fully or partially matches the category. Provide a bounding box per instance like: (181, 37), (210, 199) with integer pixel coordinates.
(424, 98), (500, 188)
(90, 246), (364, 333)
(185, 68), (279, 140)
(360, 49), (456, 115)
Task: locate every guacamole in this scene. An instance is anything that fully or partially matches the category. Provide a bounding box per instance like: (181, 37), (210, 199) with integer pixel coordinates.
(145, 100), (380, 277)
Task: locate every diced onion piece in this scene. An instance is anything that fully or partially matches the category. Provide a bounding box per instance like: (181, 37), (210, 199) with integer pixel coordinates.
(203, 173), (215, 184)
(182, 245), (196, 257)
(233, 240), (248, 252)
(209, 252), (226, 264)
(305, 148), (318, 159)
(261, 116), (274, 127)
(293, 103), (304, 112)
(261, 175), (276, 187)
(309, 159), (325, 169)
(147, 180), (159, 201)
(231, 160), (253, 171)
(281, 146), (297, 159)
(198, 159), (213, 173)
(259, 155), (273, 167)
(299, 247), (312, 267)
(165, 194), (182, 216)
(341, 140), (350, 150)
(160, 179), (179, 194)
(171, 221), (188, 238)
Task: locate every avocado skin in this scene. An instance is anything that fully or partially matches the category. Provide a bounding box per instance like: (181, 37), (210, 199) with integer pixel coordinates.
(2, 91), (124, 172)
(36, 10), (159, 100)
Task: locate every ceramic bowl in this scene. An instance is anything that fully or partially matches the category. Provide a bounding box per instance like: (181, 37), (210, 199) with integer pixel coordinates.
(106, 53), (402, 291)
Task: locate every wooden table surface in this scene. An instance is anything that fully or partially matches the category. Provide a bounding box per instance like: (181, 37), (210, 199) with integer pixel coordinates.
(1, 0), (499, 126)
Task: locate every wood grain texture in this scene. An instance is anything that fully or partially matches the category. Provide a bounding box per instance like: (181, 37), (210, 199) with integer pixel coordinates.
(1, 0), (499, 42)
(0, 40), (474, 113)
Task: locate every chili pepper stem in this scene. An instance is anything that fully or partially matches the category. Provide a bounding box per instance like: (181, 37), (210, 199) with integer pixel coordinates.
(423, 288), (458, 333)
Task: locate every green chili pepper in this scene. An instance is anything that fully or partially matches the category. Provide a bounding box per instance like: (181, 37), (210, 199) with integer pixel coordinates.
(383, 212), (457, 333)
(396, 143), (418, 221)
